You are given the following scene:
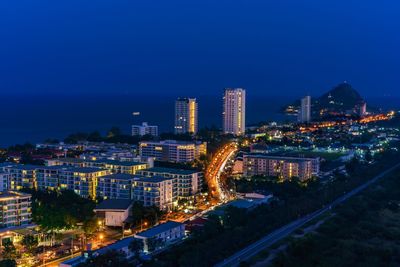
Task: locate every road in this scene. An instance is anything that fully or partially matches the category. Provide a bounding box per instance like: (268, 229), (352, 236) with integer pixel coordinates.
(215, 162), (400, 267)
(205, 142), (237, 200)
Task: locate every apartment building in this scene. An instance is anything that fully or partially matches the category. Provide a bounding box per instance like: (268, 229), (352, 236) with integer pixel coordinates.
(243, 154), (319, 181)
(58, 167), (110, 199)
(3, 165), (37, 190)
(138, 167), (202, 198)
(132, 122), (158, 137)
(139, 140), (207, 163)
(47, 158), (148, 174)
(97, 173), (136, 200)
(0, 191), (32, 229)
(132, 176), (177, 210)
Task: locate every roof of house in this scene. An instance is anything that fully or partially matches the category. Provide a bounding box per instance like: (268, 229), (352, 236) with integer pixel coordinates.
(94, 199), (133, 211)
(94, 159), (147, 167)
(135, 221), (183, 238)
(140, 167), (200, 175)
(67, 167), (107, 173)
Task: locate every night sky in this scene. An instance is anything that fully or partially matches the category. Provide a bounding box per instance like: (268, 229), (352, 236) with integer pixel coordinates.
(1, 0), (399, 97)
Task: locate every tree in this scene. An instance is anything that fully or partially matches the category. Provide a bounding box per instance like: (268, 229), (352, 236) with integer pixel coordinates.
(21, 235), (38, 254)
(2, 240), (17, 260)
(107, 127), (121, 138)
(82, 217), (98, 239)
(0, 259), (16, 267)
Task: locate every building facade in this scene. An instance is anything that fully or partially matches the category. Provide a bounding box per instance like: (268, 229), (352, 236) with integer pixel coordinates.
(139, 140), (207, 163)
(3, 165), (37, 190)
(132, 122), (158, 137)
(223, 88), (246, 135)
(0, 191), (32, 229)
(174, 98), (198, 134)
(58, 167), (110, 199)
(134, 221), (185, 252)
(243, 154), (319, 181)
(138, 167), (202, 198)
(132, 176), (177, 210)
(97, 173), (136, 200)
(298, 95), (311, 123)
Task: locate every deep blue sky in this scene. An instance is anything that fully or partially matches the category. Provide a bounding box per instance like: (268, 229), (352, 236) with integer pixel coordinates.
(1, 0), (399, 97)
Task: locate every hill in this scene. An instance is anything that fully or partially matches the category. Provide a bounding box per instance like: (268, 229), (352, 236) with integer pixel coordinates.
(284, 82), (366, 118)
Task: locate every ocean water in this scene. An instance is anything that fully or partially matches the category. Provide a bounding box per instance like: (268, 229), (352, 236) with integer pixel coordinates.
(0, 94), (398, 148)
(0, 94), (293, 147)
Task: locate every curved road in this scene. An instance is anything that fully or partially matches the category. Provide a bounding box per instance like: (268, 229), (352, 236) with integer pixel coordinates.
(215, 162), (400, 267)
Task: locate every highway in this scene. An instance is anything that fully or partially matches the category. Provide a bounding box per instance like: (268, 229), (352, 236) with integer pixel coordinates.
(215, 162), (400, 267)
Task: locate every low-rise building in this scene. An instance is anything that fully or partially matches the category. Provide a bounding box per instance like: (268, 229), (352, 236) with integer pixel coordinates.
(139, 140), (207, 163)
(243, 154), (319, 181)
(132, 122), (158, 137)
(0, 191), (32, 229)
(132, 176), (177, 210)
(94, 199), (133, 227)
(137, 167), (202, 198)
(97, 173), (136, 200)
(134, 221), (185, 252)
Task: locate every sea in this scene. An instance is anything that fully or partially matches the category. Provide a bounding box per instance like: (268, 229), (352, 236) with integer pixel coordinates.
(0, 94), (399, 148)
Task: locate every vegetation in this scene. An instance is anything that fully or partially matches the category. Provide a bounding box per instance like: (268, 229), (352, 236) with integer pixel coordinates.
(0, 259), (16, 267)
(21, 235), (38, 255)
(272, 168), (400, 267)
(21, 189), (96, 231)
(150, 147), (400, 267)
(1, 240), (17, 260)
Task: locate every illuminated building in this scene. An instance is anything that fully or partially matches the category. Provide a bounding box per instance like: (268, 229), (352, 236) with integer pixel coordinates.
(137, 167), (202, 198)
(58, 167), (110, 200)
(0, 172), (9, 191)
(298, 95), (311, 123)
(3, 165), (37, 190)
(174, 98), (198, 134)
(48, 158), (148, 175)
(139, 140), (207, 163)
(0, 191), (32, 229)
(132, 122), (158, 137)
(97, 173), (136, 200)
(223, 88), (246, 135)
(132, 176), (177, 210)
(243, 154), (319, 181)
(36, 165), (69, 191)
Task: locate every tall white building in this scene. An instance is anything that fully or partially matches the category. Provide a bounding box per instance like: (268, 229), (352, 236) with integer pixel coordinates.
(223, 88), (246, 135)
(174, 98), (198, 134)
(132, 122), (158, 137)
(298, 95), (311, 123)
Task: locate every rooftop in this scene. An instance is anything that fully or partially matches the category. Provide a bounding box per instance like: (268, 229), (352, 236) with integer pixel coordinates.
(134, 176), (175, 183)
(0, 191), (31, 199)
(99, 173), (137, 181)
(95, 199), (133, 211)
(67, 167), (107, 173)
(140, 167), (200, 175)
(135, 221), (183, 238)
